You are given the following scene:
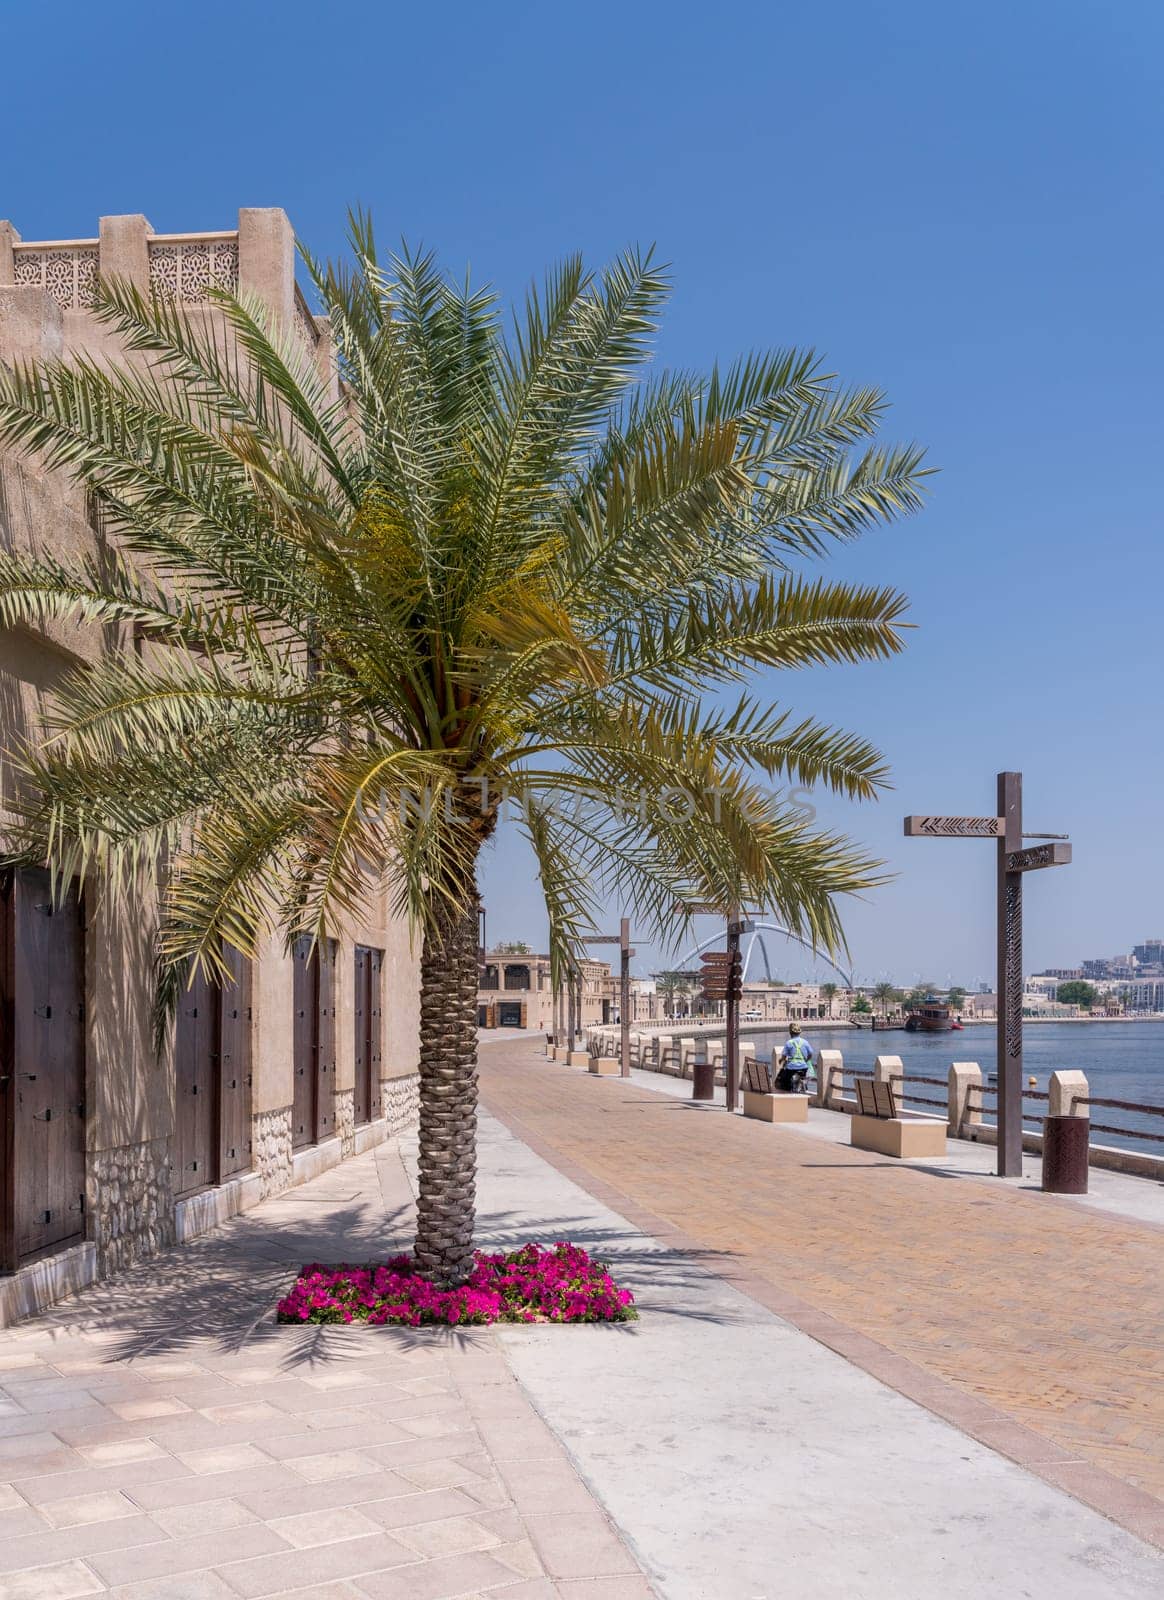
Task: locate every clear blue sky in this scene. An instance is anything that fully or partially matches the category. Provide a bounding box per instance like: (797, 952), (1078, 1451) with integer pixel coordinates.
(3, 0), (1161, 985)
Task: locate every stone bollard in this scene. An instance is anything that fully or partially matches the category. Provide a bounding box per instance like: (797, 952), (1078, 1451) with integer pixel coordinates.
(1049, 1069), (1089, 1118)
(874, 1055), (904, 1107)
(656, 1034), (674, 1074)
(948, 1062), (983, 1137)
(679, 1038), (696, 1080)
(816, 1048), (844, 1107)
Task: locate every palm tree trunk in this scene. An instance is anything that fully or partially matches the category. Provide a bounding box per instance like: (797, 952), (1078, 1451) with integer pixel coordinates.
(414, 885), (481, 1283)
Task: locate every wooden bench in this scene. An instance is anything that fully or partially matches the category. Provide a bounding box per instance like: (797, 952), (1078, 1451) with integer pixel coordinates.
(741, 1058), (809, 1124)
(851, 1078), (946, 1158)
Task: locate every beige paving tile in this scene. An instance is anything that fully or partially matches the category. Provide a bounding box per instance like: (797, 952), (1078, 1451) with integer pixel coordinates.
(392, 1513), (501, 1559)
(173, 1442), (273, 1475)
(496, 1456), (604, 1516)
(126, 1462), (300, 1510)
(42, 1490), (139, 1528)
(396, 1457), (492, 1492)
(195, 1401), (287, 1426)
(263, 1421), (409, 1460)
(215, 1530), (416, 1597)
(235, 1468), (416, 1522)
(0, 1352), (51, 1372)
(288, 1450), (383, 1483)
(491, 1537), (545, 1579)
(87, 1524), (288, 1587)
(354, 1549), (528, 1599)
(16, 1455), (193, 1505)
(152, 1496), (260, 1537)
(266, 1506), (382, 1547)
(108, 1397), (192, 1422)
(76, 1437), (168, 1467)
(395, 1413), (472, 1440)
(0, 1513), (168, 1575)
(356, 1487), (483, 1531)
(522, 1510), (639, 1580)
(106, 1574), (241, 1600)
(0, 1559), (105, 1598)
(0, 1503), (50, 1537)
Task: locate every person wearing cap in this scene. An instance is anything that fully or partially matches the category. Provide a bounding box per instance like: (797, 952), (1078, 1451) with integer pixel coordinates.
(776, 1022), (815, 1093)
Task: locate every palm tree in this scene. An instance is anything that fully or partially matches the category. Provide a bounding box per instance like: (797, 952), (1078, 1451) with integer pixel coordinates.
(0, 219), (927, 1281)
(819, 980), (839, 1018)
(656, 970), (694, 1020)
(872, 980), (897, 1015)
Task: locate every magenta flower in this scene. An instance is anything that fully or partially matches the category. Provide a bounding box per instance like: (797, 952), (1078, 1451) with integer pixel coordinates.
(276, 1243), (637, 1328)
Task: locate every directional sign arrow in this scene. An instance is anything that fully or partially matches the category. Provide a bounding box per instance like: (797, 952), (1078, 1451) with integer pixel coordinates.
(1005, 842), (1072, 872)
(904, 816), (1005, 838)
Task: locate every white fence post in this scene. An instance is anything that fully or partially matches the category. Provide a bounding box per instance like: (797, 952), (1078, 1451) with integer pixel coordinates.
(1049, 1069), (1089, 1118)
(816, 1048), (843, 1107)
(948, 1062), (982, 1136)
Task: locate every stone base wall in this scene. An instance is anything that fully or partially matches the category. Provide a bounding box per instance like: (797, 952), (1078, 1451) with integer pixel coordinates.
(90, 1136), (175, 1276)
(255, 1106), (294, 1199)
(384, 1072), (419, 1135)
(335, 1087), (356, 1158)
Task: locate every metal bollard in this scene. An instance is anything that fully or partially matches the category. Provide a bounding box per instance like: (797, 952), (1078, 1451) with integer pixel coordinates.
(692, 1059), (716, 1101)
(1042, 1116), (1089, 1193)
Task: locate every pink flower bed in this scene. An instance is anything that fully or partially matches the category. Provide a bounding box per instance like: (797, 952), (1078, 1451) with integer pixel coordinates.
(276, 1242), (638, 1328)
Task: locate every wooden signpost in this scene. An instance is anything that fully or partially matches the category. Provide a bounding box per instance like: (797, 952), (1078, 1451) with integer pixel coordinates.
(905, 772), (1072, 1176)
(583, 919), (634, 1077)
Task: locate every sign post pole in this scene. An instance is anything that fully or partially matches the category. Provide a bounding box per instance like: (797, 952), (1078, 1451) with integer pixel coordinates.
(904, 774), (1071, 1178)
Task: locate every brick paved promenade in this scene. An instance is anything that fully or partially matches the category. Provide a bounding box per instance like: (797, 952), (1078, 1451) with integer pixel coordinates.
(480, 1041), (1164, 1549)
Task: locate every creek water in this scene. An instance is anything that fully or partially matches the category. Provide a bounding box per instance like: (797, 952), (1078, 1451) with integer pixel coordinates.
(737, 1019), (1164, 1157)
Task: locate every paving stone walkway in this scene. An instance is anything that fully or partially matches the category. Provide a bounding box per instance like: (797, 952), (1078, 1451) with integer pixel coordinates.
(0, 1136), (648, 1600)
(480, 1040), (1164, 1550)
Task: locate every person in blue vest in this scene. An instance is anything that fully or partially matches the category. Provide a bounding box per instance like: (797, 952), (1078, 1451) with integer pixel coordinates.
(776, 1023), (815, 1093)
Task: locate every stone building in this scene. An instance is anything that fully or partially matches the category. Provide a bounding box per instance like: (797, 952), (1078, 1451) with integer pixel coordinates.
(0, 209), (421, 1323)
(478, 950), (612, 1031)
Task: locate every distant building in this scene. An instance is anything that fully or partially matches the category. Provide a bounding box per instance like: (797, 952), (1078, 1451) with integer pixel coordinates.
(1134, 940), (1164, 967)
(477, 951), (615, 1031)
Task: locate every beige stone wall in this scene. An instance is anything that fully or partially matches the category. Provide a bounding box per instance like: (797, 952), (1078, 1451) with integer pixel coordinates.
(0, 207), (421, 1281)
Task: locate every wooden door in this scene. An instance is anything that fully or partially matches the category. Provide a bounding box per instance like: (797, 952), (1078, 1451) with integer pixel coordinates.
(218, 947), (253, 1179)
(1, 869), (86, 1266)
(173, 967), (218, 1198)
(353, 946), (383, 1126)
(292, 936), (316, 1150)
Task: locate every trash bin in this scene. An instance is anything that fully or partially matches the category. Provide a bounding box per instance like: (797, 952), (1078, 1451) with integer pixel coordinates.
(1042, 1115), (1089, 1194)
(692, 1059), (716, 1101)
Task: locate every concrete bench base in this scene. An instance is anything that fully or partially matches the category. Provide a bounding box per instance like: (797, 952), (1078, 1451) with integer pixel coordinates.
(568, 1051), (591, 1068)
(851, 1113), (946, 1158)
(742, 1090), (809, 1123)
(590, 1056), (620, 1075)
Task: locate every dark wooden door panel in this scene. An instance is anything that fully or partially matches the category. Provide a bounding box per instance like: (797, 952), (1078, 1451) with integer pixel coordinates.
(315, 940), (337, 1142)
(9, 870), (85, 1261)
(219, 947), (253, 1180)
(353, 946), (370, 1126)
(173, 967), (218, 1198)
(292, 936), (316, 1149)
(368, 948), (384, 1121)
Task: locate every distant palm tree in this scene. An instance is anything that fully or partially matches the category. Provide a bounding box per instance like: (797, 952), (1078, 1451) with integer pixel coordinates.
(657, 970), (694, 1019)
(0, 219), (927, 1281)
(872, 980), (898, 1015)
(820, 980), (839, 1018)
